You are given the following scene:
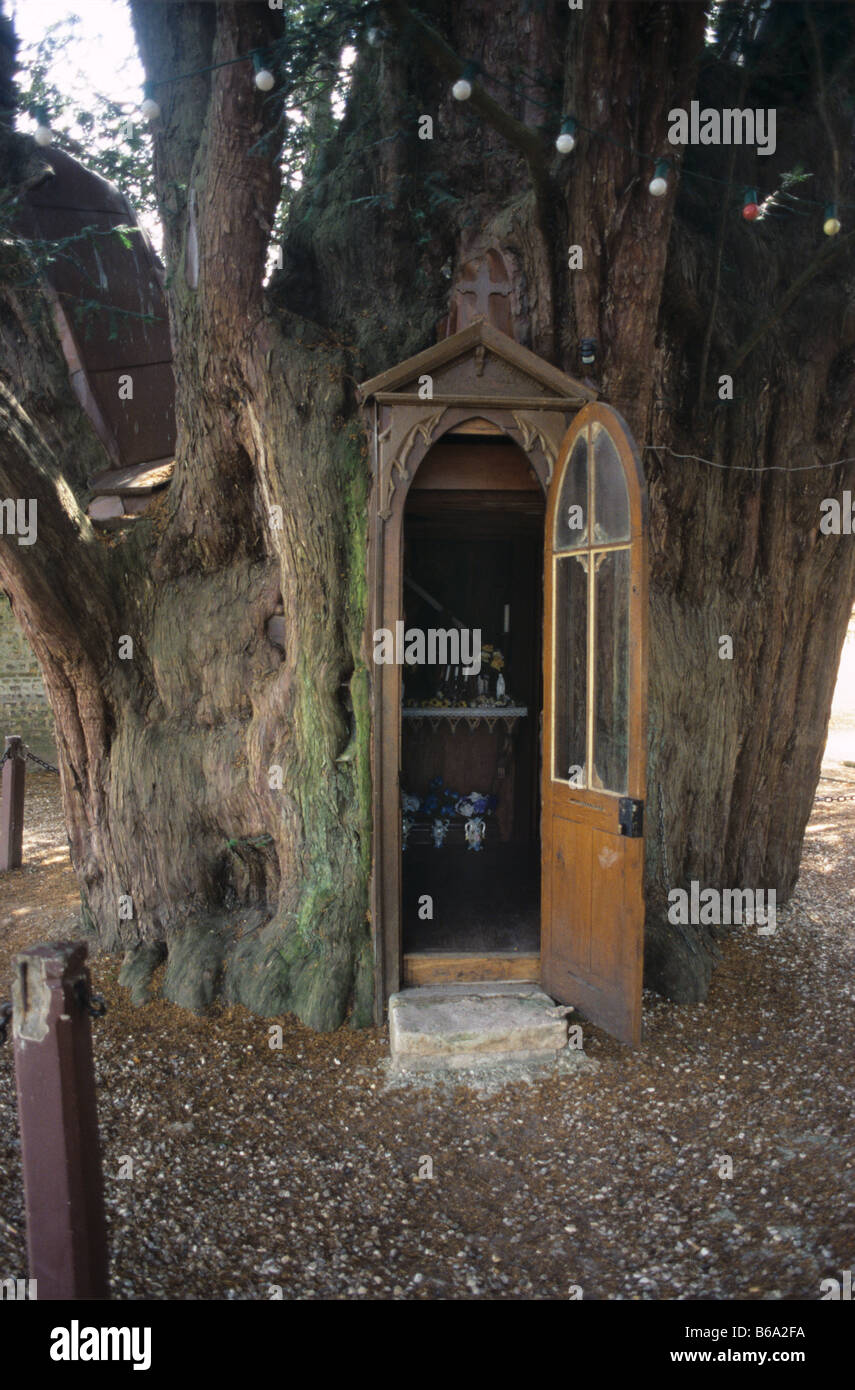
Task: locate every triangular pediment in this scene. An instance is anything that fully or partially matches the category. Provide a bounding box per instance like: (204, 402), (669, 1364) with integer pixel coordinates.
(358, 319), (596, 407)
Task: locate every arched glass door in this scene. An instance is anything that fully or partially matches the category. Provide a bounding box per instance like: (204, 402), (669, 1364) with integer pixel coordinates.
(541, 403), (647, 1044)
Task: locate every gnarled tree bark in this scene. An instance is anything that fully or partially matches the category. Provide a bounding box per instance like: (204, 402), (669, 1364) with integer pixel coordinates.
(1, 0), (853, 1020)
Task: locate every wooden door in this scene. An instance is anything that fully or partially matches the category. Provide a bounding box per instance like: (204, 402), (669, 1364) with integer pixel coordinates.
(541, 403), (648, 1045)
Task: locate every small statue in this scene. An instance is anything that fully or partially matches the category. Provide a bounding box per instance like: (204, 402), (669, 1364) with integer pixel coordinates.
(465, 816), (486, 852)
(432, 817), (450, 848)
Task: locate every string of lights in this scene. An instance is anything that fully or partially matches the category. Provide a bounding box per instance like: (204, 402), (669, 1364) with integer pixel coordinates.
(543, 112), (847, 229)
(489, 69), (849, 221)
(24, 20), (851, 233)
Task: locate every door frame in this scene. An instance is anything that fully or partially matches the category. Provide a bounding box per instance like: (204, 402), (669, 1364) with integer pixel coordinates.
(368, 407), (556, 1019)
(358, 320), (598, 1023)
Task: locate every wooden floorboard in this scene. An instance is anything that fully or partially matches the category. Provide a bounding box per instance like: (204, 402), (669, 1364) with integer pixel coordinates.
(402, 952), (540, 987)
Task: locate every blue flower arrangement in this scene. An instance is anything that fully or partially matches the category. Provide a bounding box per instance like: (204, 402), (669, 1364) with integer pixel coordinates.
(401, 777), (497, 819)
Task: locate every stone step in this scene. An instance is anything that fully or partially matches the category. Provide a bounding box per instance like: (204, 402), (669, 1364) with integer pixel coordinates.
(389, 980), (572, 1072)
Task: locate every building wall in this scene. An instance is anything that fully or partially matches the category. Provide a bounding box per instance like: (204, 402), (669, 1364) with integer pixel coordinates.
(0, 596), (56, 761)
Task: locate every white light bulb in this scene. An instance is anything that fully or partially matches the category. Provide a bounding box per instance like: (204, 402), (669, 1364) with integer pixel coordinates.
(254, 68), (275, 92)
(824, 216), (841, 237)
(141, 97), (160, 121)
(452, 78), (473, 101)
(34, 124), (52, 147)
(367, 27), (380, 46)
(649, 175), (668, 197)
(556, 131), (576, 154)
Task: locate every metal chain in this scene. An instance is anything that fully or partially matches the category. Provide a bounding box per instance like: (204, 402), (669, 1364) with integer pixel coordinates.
(22, 746), (59, 773)
(813, 791), (855, 803)
(0, 747), (11, 772)
(0, 1002), (12, 1045)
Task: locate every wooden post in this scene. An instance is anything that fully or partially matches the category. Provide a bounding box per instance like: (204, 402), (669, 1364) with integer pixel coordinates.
(12, 942), (110, 1300)
(0, 735), (25, 872)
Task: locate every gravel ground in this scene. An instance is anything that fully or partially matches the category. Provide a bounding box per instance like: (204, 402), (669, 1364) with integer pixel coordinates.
(0, 761), (852, 1301)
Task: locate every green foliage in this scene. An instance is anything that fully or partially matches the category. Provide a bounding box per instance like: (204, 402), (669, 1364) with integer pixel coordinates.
(260, 2), (376, 241)
(12, 5), (382, 253)
(15, 16), (157, 223)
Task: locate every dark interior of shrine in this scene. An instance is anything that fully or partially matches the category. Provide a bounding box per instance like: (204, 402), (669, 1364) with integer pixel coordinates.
(401, 428), (545, 955)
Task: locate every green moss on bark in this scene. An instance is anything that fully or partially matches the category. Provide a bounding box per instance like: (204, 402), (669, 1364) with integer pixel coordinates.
(230, 424), (375, 1029)
(161, 918), (231, 1012)
(350, 937), (375, 1028)
(340, 426), (373, 879)
(118, 941), (167, 1005)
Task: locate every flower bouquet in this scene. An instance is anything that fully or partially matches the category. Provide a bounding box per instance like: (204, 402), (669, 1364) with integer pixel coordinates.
(401, 777), (498, 849)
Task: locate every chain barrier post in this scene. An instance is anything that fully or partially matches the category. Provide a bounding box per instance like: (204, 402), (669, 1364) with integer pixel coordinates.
(0, 735), (25, 872)
(11, 941), (110, 1299)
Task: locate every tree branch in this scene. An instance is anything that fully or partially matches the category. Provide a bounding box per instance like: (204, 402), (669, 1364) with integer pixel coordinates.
(128, 0), (285, 570)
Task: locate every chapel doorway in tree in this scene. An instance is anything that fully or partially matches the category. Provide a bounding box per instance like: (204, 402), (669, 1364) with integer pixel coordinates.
(357, 319), (600, 1019)
(400, 420), (546, 985)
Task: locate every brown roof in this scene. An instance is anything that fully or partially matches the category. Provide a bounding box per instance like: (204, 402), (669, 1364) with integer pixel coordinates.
(15, 148), (175, 471)
(358, 319), (596, 408)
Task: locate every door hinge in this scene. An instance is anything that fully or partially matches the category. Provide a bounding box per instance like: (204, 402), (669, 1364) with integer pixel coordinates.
(618, 797), (644, 838)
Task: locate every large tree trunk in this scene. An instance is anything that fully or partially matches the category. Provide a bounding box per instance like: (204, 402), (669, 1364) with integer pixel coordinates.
(1, 0), (375, 1027)
(1, 0), (853, 1023)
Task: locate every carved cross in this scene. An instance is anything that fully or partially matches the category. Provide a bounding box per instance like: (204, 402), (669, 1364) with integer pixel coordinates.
(458, 257), (512, 326)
